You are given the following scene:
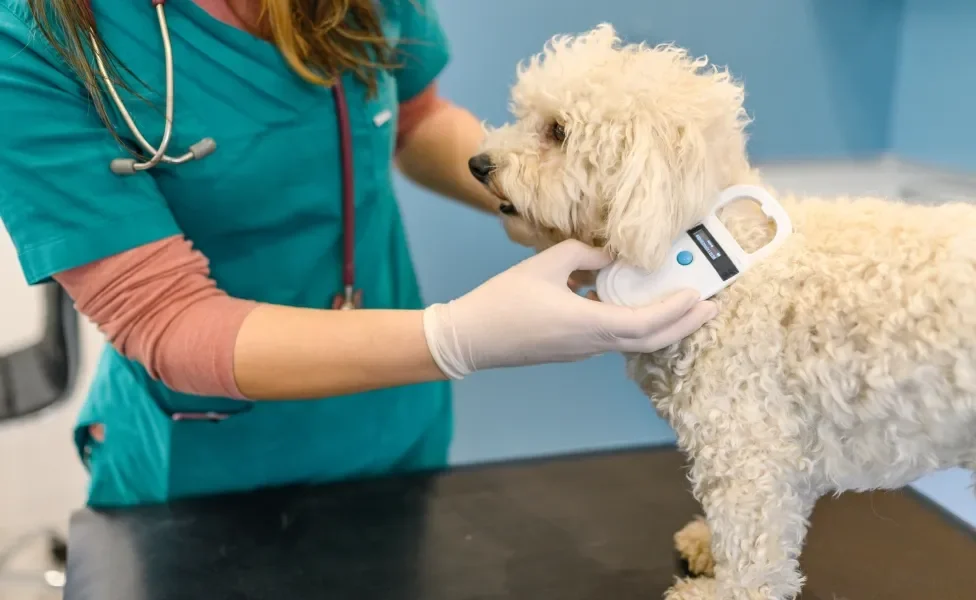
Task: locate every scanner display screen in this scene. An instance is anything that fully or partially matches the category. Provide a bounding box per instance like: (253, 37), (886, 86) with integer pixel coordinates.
(687, 224), (739, 281)
(693, 229), (722, 260)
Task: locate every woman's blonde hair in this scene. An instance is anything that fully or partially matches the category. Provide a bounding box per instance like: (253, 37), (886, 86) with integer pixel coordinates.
(28, 0), (398, 137)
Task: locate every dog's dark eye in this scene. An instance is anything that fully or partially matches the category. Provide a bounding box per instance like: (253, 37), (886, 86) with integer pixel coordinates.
(549, 121), (567, 144)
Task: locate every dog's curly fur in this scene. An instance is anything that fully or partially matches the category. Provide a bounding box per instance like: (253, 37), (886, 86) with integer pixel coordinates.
(474, 24), (976, 600)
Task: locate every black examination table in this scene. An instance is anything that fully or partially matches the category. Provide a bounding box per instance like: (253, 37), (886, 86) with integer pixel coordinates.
(64, 446), (976, 600)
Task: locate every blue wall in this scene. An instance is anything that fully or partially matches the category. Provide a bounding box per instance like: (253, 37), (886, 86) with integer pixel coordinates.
(396, 0), (975, 527)
(890, 0), (976, 171)
(432, 0), (904, 164)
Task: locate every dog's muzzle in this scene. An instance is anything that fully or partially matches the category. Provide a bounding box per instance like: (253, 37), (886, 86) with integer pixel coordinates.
(468, 153), (518, 215)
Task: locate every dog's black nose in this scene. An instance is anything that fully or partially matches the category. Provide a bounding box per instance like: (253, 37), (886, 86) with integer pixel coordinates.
(468, 154), (495, 184)
(499, 202), (518, 216)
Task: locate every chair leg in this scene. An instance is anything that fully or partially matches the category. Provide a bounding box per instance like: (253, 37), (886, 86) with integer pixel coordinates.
(0, 527), (66, 591)
(48, 533), (67, 567)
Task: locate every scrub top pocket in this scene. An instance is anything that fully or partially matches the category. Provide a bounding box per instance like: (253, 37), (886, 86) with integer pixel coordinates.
(74, 354), (175, 508)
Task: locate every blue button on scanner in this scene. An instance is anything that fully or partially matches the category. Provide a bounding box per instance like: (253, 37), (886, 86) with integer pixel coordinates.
(676, 250), (694, 266)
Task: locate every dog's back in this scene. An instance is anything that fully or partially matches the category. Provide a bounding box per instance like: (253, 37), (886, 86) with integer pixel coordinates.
(637, 193), (976, 492)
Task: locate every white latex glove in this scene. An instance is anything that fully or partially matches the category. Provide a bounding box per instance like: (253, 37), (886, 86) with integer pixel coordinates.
(422, 239), (719, 379)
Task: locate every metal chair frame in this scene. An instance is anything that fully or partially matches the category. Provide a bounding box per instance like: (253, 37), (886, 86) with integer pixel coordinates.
(0, 282), (81, 592)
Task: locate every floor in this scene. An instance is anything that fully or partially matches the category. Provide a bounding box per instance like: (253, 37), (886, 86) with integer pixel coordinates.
(1, 158), (974, 599)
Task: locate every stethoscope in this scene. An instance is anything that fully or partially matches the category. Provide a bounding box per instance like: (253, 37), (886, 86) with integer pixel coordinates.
(90, 0), (362, 310)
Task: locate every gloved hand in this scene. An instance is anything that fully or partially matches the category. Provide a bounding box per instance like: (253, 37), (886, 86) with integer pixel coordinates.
(422, 239), (719, 379)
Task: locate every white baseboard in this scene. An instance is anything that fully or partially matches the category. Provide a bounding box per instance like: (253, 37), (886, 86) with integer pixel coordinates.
(754, 154), (976, 205)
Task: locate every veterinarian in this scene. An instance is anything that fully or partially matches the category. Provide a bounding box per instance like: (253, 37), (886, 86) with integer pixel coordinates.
(0, 0), (717, 508)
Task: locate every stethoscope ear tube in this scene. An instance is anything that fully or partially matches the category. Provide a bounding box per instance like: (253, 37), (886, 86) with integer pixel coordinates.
(110, 138), (217, 175)
(96, 1), (215, 175)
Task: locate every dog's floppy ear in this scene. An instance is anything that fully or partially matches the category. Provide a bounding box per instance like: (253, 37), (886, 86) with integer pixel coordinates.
(602, 120), (715, 271)
(599, 45), (752, 270)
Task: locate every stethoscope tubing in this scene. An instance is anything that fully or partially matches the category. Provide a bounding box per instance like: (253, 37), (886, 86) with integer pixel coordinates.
(88, 0), (358, 305)
(92, 2), (216, 175)
(330, 79), (356, 301)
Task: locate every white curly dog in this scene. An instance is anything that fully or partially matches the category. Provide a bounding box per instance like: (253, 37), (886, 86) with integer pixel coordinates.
(470, 23), (976, 600)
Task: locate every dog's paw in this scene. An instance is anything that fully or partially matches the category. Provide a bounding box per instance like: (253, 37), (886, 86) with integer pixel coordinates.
(674, 516), (714, 578)
(664, 576), (716, 600)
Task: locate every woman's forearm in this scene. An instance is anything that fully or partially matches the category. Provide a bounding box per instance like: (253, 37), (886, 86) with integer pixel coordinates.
(54, 235), (447, 402)
(233, 304), (446, 400)
(395, 102), (502, 214)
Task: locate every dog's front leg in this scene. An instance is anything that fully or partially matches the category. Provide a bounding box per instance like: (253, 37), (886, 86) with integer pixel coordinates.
(704, 464), (812, 600)
(667, 456), (814, 600)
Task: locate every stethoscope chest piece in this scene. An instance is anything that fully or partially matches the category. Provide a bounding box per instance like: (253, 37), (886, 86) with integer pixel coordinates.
(332, 287), (363, 310)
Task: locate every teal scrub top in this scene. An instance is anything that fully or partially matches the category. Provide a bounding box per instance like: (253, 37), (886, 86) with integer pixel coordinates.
(0, 0), (453, 507)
